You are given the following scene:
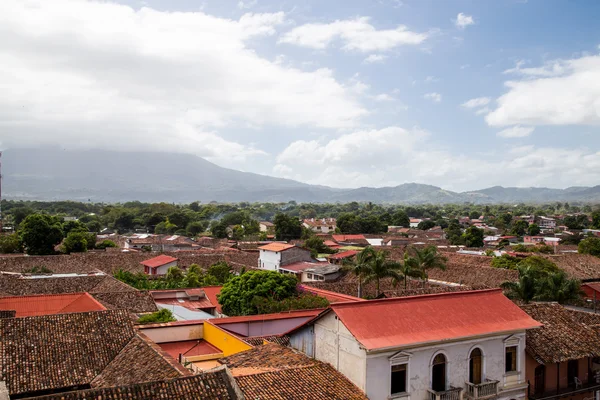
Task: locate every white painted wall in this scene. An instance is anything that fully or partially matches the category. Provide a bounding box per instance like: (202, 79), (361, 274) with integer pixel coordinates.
(155, 260), (178, 275)
(310, 311), (528, 400)
(364, 333), (527, 400)
(258, 249), (280, 271)
(313, 312), (367, 391)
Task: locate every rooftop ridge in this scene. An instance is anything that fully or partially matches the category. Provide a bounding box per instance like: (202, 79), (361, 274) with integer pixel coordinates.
(330, 288), (502, 308)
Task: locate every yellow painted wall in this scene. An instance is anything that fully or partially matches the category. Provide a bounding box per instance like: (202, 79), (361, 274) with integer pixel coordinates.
(203, 322), (252, 356)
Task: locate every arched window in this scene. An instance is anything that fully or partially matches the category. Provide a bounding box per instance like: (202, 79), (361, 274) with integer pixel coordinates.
(432, 354), (447, 392)
(469, 348), (483, 384)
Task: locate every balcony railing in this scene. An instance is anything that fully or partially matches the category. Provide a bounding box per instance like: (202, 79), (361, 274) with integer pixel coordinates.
(465, 380), (499, 400)
(529, 380), (600, 400)
(428, 387), (463, 400)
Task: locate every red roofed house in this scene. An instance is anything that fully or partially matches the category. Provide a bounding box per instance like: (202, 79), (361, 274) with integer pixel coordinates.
(331, 234), (369, 246)
(289, 289), (541, 400)
(328, 250), (358, 264)
(257, 243), (312, 272)
(141, 255), (179, 276)
(0, 293), (106, 317)
(302, 218), (337, 233)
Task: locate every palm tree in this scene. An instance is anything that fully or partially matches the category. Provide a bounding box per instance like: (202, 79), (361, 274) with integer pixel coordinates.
(535, 271), (583, 304)
(362, 249), (403, 297)
(343, 247), (374, 298)
(501, 266), (538, 303)
(400, 252), (427, 289)
(406, 245), (447, 281)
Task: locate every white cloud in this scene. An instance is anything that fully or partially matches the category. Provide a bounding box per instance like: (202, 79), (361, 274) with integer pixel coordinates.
(278, 17), (428, 52)
(503, 59), (567, 77)
(371, 93), (394, 102)
(424, 92), (442, 103)
(363, 54), (387, 64)
(486, 54), (600, 126)
(454, 13), (474, 29)
(497, 126), (535, 138)
(424, 75), (439, 83)
(273, 125), (600, 190)
(461, 97), (490, 108)
(238, 0), (257, 9)
(0, 0), (367, 165)
(475, 107), (490, 115)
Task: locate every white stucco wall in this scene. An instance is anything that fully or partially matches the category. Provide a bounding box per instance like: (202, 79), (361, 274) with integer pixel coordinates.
(313, 312), (367, 391)
(155, 260), (178, 275)
(258, 249), (280, 271)
(139, 323), (204, 343)
(364, 333), (527, 400)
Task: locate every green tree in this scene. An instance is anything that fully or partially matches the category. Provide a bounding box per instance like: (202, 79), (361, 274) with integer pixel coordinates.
(564, 215), (589, 230)
(218, 270), (298, 316)
(501, 266), (538, 303)
(19, 214), (64, 255)
(404, 245), (447, 281)
(579, 237), (600, 257)
(274, 213), (302, 241)
(527, 223), (541, 236)
(137, 309), (177, 325)
(510, 220), (529, 236)
(344, 247), (375, 298)
(592, 211), (600, 229)
(63, 231), (90, 253)
(391, 210), (410, 227)
(417, 220), (436, 230)
(445, 219), (464, 245)
(400, 251), (426, 289)
(96, 239), (117, 249)
(206, 261), (233, 284)
(361, 249), (403, 296)
(0, 233), (22, 254)
(535, 271), (583, 304)
(186, 221), (208, 237)
(304, 236), (331, 257)
(462, 226), (484, 247)
(165, 266), (185, 282)
(491, 254), (520, 270)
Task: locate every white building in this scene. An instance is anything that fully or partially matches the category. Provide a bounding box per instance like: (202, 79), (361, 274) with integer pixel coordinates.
(302, 218), (337, 233)
(257, 243), (313, 271)
(536, 216), (556, 230)
(140, 255), (179, 275)
(289, 289), (541, 400)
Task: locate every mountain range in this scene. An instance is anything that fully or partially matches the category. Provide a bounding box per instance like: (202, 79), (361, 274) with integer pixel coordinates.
(3, 148), (600, 204)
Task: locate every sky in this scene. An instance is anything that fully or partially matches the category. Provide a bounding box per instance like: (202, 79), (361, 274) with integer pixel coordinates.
(1, 0), (600, 191)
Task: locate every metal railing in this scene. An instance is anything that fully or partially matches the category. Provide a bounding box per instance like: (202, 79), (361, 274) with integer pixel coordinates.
(465, 380), (499, 399)
(428, 387), (463, 400)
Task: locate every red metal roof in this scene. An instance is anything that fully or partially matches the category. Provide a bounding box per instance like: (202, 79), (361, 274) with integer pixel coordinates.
(159, 340), (222, 359)
(278, 262), (319, 273)
(328, 250), (358, 260)
(324, 240), (341, 248)
(0, 293), (106, 317)
(258, 243), (295, 252)
(140, 255), (178, 268)
(202, 286), (223, 313)
(299, 285), (365, 303)
(211, 309), (324, 325)
(332, 235), (366, 242)
(330, 289), (541, 351)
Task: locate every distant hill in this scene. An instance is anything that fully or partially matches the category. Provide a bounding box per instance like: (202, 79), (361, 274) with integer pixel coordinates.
(3, 148), (600, 204)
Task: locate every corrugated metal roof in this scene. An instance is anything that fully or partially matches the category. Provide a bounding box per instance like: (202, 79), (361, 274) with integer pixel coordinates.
(330, 289), (541, 351)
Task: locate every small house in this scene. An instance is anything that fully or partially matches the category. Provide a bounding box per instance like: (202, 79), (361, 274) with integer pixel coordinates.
(141, 255), (179, 275)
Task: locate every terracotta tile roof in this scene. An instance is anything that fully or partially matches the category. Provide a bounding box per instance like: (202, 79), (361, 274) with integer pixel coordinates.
(329, 289), (541, 351)
(258, 243), (295, 252)
(220, 342), (315, 372)
(0, 272), (137, 297)
(91, 334), (188, 388)
(91, 291), (158, 313)
(332, 234), (366, 242)
(24, 368), (241, 400)
(278, 261), (320, 273)
(0, 309), (184, 397)
(541, 254), (600, 280)
(140, 254), (178, 268)
(235, 363), (367, 400)
(521, 303), (600, 364)
(220, 343), (368, 399)
(328, 250), (358, 260)
(243, 335), (291, 347)
(566, 308), (600, 328)
(0, 293), (106, 317)
(324, 240), (341, 247)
